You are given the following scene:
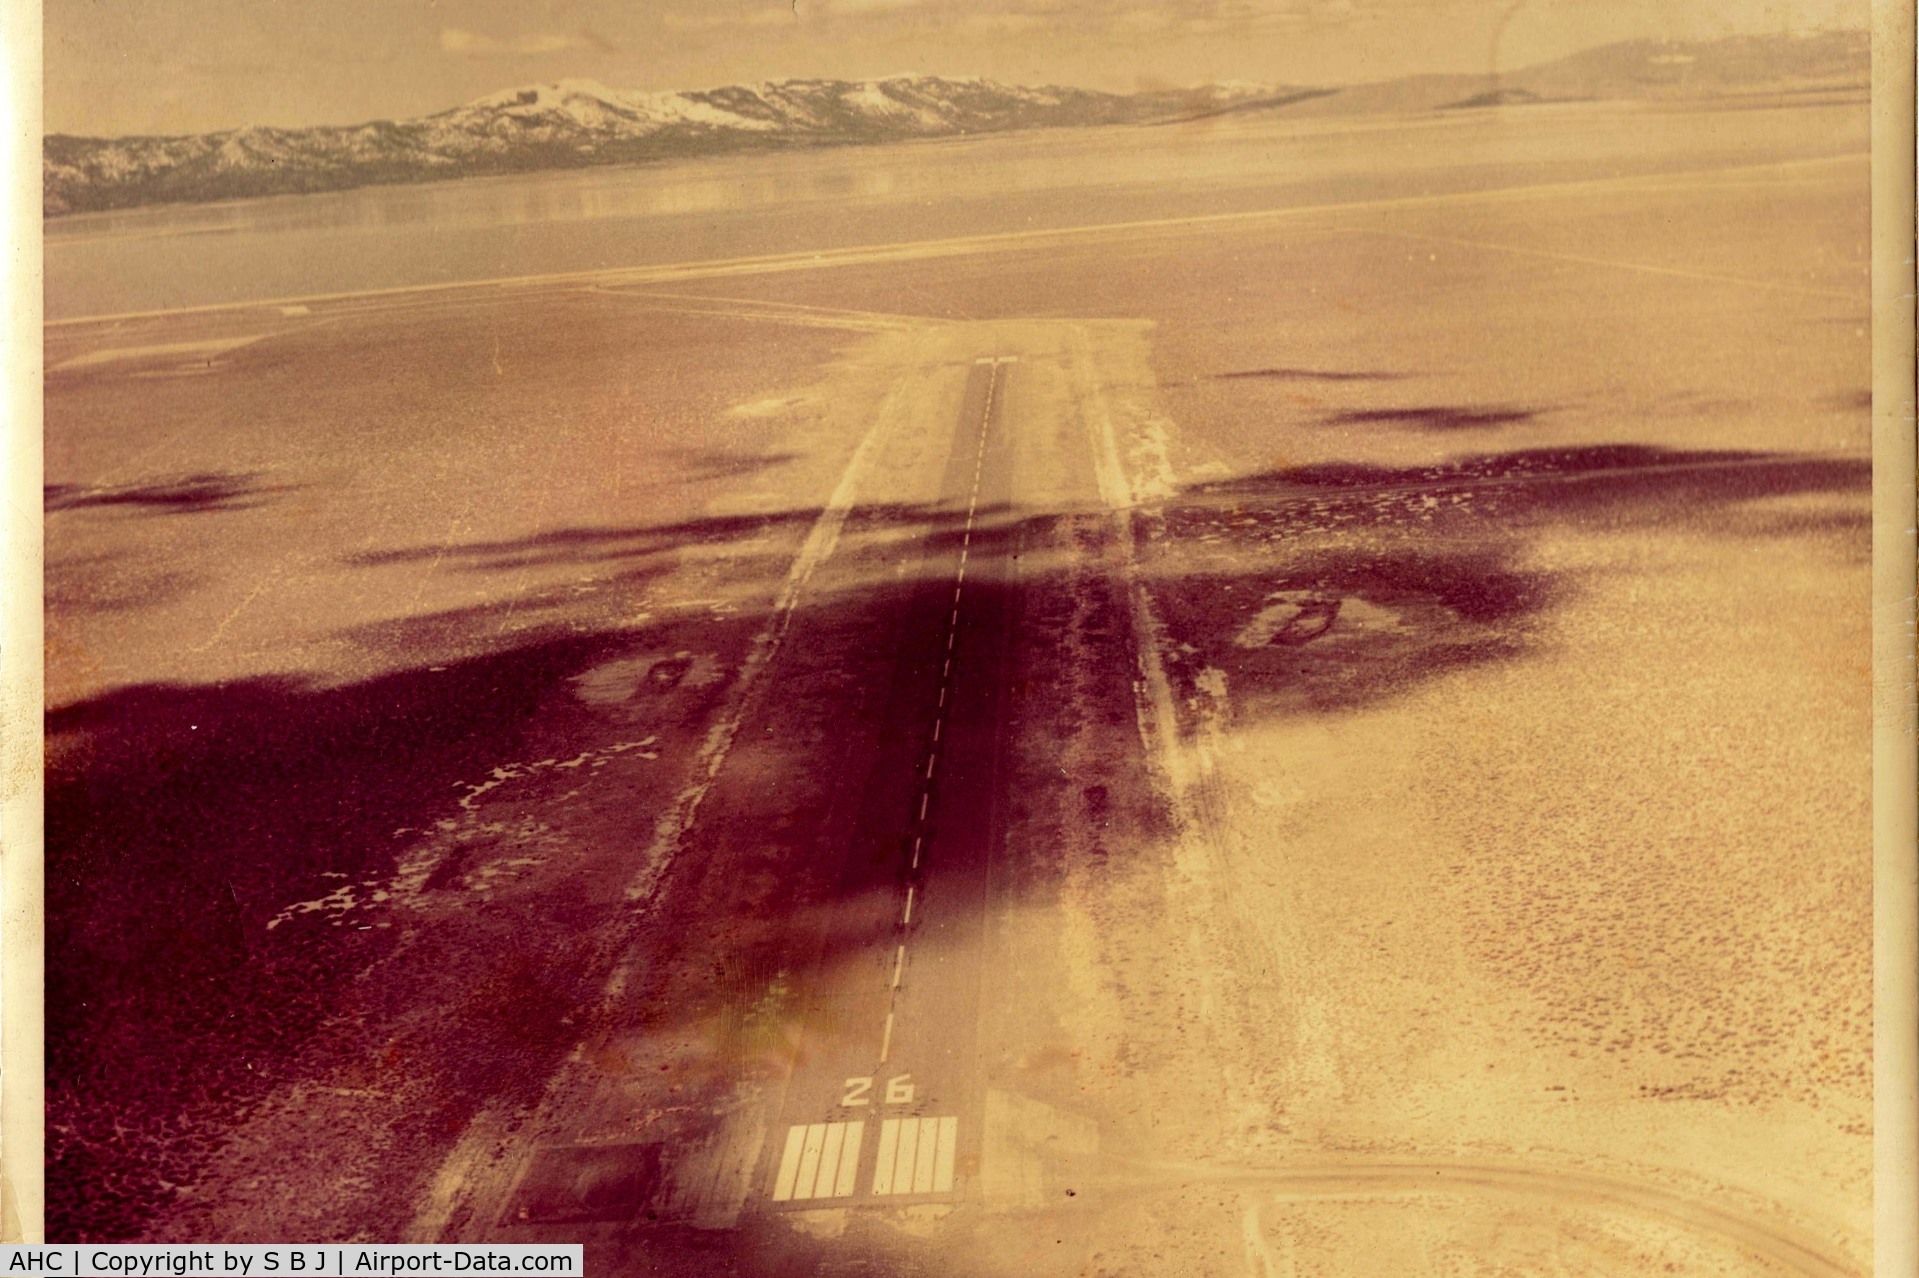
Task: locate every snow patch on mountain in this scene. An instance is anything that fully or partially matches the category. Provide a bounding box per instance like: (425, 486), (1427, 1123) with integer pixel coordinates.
(46, 33), (1862, 219)
(51, 73), (1288, 215)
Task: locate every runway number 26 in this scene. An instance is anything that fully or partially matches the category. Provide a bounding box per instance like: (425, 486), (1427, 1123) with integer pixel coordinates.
(841, 1074), (915, 1107)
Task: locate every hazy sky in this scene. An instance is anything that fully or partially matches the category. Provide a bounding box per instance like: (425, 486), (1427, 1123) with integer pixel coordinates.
(46, 0), (1867, 136)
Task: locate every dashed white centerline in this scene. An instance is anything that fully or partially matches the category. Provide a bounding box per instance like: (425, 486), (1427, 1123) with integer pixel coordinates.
(774, 358), (1011, 1209)
(857, 356), (1006, 1144)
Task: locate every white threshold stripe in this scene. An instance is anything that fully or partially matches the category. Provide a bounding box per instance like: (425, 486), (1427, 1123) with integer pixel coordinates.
(934, 1116), (958, 1192)
(872, 1120), (901, 1196)
(772, 1125), (806, 1202)
(770, 1121), (866, 1202)
(914, 1119), (939, 1192)
(772, 1118), (959, 1201)
(794, 1124), (827, 1202)
(834, 1122), (866, 1197)
(893, 1118), (919, 1192)
(868, 1117), (960, 1196)
(816, 1123), (846, 1199)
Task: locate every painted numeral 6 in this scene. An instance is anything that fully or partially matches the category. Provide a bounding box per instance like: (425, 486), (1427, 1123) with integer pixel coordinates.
(840, 1073), (915, 1107)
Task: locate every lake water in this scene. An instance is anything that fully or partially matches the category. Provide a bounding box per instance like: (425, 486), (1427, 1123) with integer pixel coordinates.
(45, 99), (1867, 321)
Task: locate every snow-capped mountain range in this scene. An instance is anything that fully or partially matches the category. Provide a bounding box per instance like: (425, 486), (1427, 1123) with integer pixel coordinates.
(43, 33), (1866, 218)
(44, 76), (1305, 216)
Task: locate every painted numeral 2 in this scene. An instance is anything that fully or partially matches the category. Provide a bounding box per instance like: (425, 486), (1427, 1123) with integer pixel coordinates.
(840, 1073), (915, 1107)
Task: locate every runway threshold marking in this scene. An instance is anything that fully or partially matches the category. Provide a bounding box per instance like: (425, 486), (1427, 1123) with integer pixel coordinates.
(870, 1117), (959, 1196)
(769, 1114), (961, 1202)
(771, 1121), (866, 1202)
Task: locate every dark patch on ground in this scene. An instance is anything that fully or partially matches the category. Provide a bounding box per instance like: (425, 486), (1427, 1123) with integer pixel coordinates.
(1323, 405), (1540, 432)
(45, 472), (295, 515)
(1268, 548), (1548, 625)
(45, 437), (1868, 1241)
(1152, 547), (1551, 718)
(44, 625), (724, 1240)
(1152, 442), (1870, 719)
(46, 508), (1034, 1240)
(511, 1144), (668, 1225)
(1211, 367), (1408, 383)
(45, 553), (205, 615)
(674, 450), (803, 483)
(1174, 445), (1870, 538)
(1265, 597), (1341, 645)
(336, 563), (676, 661)
(342, 501), (994, 573)
(1190, 445), (1779, 493)
(1440, 87), (1549, 110)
